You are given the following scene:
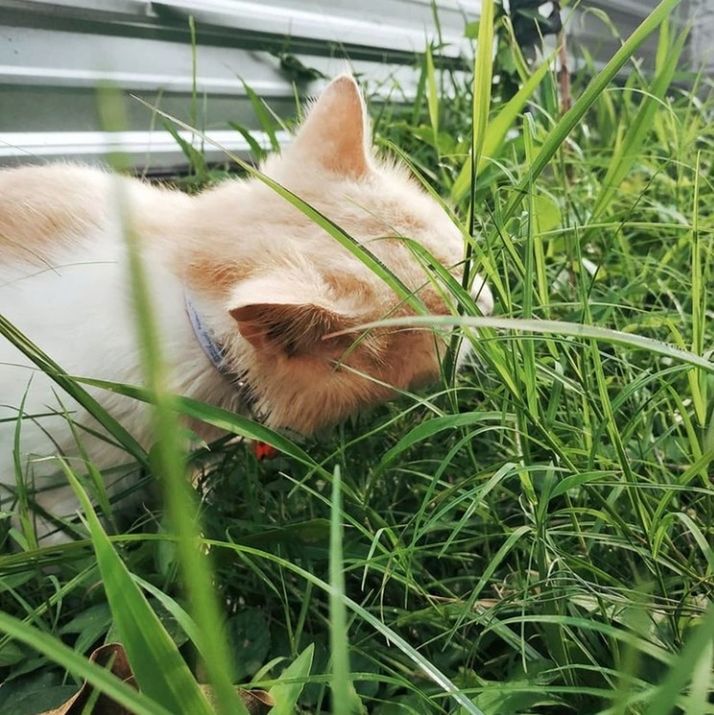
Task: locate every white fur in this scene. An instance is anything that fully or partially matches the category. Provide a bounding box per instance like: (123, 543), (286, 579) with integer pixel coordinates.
(0, 188), (238, 541)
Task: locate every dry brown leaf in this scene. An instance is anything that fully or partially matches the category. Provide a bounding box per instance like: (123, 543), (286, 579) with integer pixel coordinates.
(200, 684), (274, 714)
(41, 642), (274, 715)
(41, 643), (135, 715)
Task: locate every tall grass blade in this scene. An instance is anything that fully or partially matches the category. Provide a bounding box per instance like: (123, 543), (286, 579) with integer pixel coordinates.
(329, 464), (358, 714)
(331, 315), (714, 373)
(61, 461), (214, 715)
(110, 173), (246, 714)
(521, 116), (539, 418)
(12, 387), (38, 550)
(470, 0), (495, 189)
(94, 83), (245, 715)
(501, 0), (682, 225)
(424, 44), (440, 149)
(462, 0), (496, 290)
(451, 56), (552, 203)
(689, 151), (707, 427)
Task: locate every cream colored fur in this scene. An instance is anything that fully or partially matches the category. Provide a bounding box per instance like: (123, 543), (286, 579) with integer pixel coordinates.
(0, 75), (492, 541)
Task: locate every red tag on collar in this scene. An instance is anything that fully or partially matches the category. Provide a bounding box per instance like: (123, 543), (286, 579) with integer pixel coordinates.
(253, 441), (279, 461)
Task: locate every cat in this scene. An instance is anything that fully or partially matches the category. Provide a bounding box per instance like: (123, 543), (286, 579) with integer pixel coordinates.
(0, 75), (493, 543)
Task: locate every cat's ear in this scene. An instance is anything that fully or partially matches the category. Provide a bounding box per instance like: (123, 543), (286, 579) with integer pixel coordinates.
(228, 277), (355, 356)
(288, 74), (370, 177)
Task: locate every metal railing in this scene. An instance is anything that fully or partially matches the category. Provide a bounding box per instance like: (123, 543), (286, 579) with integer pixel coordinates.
(0, 0), (700, 170)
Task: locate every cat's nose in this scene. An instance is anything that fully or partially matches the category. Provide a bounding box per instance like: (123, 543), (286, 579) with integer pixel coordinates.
(471, 275), (494, 316)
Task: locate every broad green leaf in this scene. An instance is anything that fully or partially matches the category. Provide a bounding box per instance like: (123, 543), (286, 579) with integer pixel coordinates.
(268, 644), (315, 715)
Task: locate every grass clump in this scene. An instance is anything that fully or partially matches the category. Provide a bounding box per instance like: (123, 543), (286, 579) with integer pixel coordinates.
(1, 1), (713, 713)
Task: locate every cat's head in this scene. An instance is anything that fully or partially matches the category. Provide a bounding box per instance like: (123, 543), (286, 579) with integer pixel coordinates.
(194, 75), (492, 435)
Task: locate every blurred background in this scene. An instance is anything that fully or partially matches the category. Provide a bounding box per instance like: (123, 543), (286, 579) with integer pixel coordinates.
(0, 0), (710, 172)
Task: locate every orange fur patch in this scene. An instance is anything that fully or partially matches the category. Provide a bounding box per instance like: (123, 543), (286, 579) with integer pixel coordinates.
(0, 74), (492, 439)
(0, 165), (107, 264)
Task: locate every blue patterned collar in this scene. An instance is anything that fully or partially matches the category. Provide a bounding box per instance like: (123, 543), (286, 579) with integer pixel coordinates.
(184, 293), (260, 416)
(184, 293), (227, 374)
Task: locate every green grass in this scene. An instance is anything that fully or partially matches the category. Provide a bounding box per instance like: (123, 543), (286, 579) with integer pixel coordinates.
(1, 1), (713, 713)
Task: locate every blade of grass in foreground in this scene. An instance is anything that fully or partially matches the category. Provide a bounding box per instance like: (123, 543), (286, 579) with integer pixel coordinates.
(61, 461), (214, 715)
(329, 465), (359, 714)
(329, 315), (714, 373)
(109, 192), (246, 715)
(0, 611), (173, 715)
(97, 83), (246, 715)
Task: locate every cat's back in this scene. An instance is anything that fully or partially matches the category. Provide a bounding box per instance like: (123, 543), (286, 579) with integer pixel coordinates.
(0, 164), (189, 487)
(0, 165), (135, 417)
(0, 164), (117, 264)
